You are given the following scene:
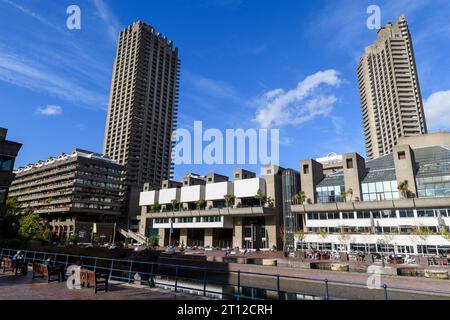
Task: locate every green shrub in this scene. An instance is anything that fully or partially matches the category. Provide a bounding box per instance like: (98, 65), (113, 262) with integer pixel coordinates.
(147, 236), (159, 248)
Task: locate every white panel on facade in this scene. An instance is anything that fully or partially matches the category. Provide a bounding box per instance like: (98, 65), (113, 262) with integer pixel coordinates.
(180, 185), (205, 203)
(159, 188), (181, 204)
(139, 191), (159, 206)
(234, 178), (265, 198)
(205, 182), (234, 201)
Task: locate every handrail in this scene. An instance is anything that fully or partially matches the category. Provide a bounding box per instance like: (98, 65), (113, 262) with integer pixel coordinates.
(1, 247), (449, 300)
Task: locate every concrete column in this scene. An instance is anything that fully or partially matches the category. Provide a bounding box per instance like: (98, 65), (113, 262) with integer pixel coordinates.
(139, 214), (149, 236)
(394, 145), (417, 197)
(265, 216), (278, 250)
(233, 217), (243, 249)
(180, 228), (188, 247)
(204, 228), (214, 248)
(343, 152), (366, 202)
(158, 228), (166, 247)
(300, 159), (324, 204)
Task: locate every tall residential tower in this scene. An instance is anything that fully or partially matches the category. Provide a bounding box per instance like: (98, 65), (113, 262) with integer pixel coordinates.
(357, 15), (427, 160)
(103, 21), (180, 229)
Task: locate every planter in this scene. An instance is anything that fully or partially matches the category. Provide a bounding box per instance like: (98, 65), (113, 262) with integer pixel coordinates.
(262, 259), (277, 267)
(330, 263), (349, 272)
(424, 269), (449, 280)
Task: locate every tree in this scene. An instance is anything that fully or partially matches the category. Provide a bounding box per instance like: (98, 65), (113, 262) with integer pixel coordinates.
(255, 189), (267, 207)
(195, 200), (207, 210)
(147, 235), (159, 248)
(441, 226), (450, 241)
(338, 226), (350, 247)
(1, 197), (21, 238)
(224, 194), (236, 208)
(151, 202), (161, 213)
(18, 213), (46, 240)
(6, 196), (21, 215)
(171, 199), (179, 211)
(347, 188), (354, 201)
(295, 192), (306, 205)
(398, 180), (410, 198)
(42, 228), (55, 243)
(294, 230), (305, 249)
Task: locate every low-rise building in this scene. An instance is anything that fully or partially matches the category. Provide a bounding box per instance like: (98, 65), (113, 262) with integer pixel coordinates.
(139, 166), (285, 250)
(0, 128), (22, 217)
(9, 149), (124, 240)
(291, 133), (450, 255)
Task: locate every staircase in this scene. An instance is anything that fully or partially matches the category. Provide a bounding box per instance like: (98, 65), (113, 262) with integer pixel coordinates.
(117, 225), (148, 245)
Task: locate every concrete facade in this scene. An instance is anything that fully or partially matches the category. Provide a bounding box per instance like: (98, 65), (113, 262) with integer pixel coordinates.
(9, 149), (124, 240)
(0, 128), (22, 218)
(139, 166), (285, 250)
(103, 21), (180, 230)
(291, 134), (450, 255)
(358, 15), (427, 159)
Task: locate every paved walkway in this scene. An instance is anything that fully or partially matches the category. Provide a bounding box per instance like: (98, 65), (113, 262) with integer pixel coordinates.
(0, 271), (207, 300)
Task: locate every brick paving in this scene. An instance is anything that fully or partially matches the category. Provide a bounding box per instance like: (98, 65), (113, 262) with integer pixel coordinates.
(0, 270), (207, 300)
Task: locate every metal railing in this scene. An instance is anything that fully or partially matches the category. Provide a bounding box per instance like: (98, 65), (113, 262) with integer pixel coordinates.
(1, 248), (449, 300)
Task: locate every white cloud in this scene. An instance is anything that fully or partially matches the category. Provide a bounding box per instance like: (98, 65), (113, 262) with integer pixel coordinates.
(0, 50), (107, 108)
(424, 90), (450, 130)
(36, 105), (63, 116)
(93, 0), (121, 42)
(1, 0), (61, 31)
(254, 70), (341, 128)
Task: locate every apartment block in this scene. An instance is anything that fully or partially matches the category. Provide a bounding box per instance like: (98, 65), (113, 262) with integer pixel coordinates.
(358, 15), (427, 159)
(103, 21), (180, 230)
(291, 133), (450, 255)
(139, 166), (285, 250)
(0, 128), (22, 217)
(9, 149), (124, 240)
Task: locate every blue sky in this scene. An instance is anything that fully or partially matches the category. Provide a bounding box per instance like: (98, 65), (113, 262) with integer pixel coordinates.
(1, 0), (450, 180)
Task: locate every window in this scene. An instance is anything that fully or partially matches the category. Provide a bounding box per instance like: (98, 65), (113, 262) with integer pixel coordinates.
(417, 176), (450, 198)
(342, 212), (354, 219)
(346, 158), (354, 169)
(0, 156), (13, 172)
(417, 209), (435, 218)
(357, 211), (371, 219)
(398, 151), (406, 160)
(303, 165), (309, 174)
(316, 185), (345, 203)
(327, 212), (340, 220)
(307, 213), (319, 220)
(399, 210), (414, 218)
(381, 210), (397, 218)
(362, 180), (399, 201)
(437, 209), (449, 217)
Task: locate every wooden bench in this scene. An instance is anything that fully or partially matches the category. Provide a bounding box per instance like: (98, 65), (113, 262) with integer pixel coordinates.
(80, 269), (109, 294)
(32, 263), (61, 283)
(2, 258), (28, 275)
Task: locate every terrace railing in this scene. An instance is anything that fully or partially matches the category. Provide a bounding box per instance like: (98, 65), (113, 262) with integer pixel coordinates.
(1, 247), (449, 300)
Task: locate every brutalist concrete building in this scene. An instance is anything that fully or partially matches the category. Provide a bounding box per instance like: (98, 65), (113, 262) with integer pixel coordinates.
(103, 21), (180, 231)
(0, 128), (22, 217)
(9, 149), (124, 240)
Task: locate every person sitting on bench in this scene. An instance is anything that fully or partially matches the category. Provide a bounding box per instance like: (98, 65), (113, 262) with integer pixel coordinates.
(44, 256), (66, 281)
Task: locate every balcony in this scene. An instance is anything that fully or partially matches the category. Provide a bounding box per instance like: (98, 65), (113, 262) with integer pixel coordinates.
(291, 196), (450, 213)
(142, 205), (277, 219)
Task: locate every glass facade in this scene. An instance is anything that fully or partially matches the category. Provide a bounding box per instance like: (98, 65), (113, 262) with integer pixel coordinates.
(0, 155), (13, 172)
(316, 185), (344, 203)
(362, 180), (399, 201)
(416, 175), (450, 198)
